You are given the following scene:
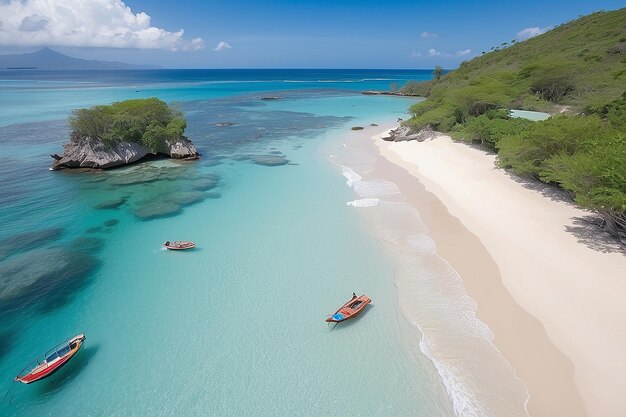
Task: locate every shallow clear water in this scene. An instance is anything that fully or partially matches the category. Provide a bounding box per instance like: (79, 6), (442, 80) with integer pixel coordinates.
(0, 70), (461, 416)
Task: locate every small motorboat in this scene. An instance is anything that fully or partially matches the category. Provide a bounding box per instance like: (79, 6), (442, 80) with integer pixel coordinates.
(15, 334), (85, 384)
(326, 294), (371, 323)
(164, 241), (196, 250)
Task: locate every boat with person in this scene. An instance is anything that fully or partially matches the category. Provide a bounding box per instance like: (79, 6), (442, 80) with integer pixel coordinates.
(163, 241), (196, 250)
(15, 334), (86, 384)
(326, 294), (371, 323)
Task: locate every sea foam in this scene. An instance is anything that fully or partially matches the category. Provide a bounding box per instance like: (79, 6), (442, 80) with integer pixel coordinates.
(342, 166), (362, 187)
(346, 198), (380, 207)
(372, 201), (530, 417)
(335, 149), (530, 417)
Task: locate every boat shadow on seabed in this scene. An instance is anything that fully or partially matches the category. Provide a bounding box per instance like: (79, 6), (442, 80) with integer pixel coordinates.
(35, 344), (100, 398)
(3, 345), (99, 406)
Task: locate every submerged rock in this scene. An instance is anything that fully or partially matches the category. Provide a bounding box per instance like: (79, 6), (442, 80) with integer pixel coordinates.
(134, 201), (182, 220)
(231, 154), (252, 161)
(0, 227), (64, 260)
(103, 219), (119, 227)
(108, 170), (160, 186)
(94, 198), (126, 209)
(205, 191), (222, 199)
(192, 177), (219, 191)
(204, 159), (223, 167)
(168, 191), (206, 206)
(85, 227), (102, 234)
(252, 155), (289, 166)
(0, 247), (98, 310)
(70, 237), (105, 253)
(51, 135), (200, 170)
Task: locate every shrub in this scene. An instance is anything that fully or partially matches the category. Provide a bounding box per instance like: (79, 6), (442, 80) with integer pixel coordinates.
(400, 80), (434, 96)
(452, 112), (531, 150)
(497, 115), (610, 176)
(530, 76), (574, 102)
(69, 98), (186, 152)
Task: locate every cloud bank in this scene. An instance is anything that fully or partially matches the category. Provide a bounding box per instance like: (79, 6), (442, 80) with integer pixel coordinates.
(0, 0), (204, 50)
(411, 48), (472, 59)
(213, 41), (231, 52)
(516, 26), (549, 40)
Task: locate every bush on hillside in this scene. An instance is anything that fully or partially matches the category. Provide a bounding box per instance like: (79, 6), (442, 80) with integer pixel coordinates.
(496, 114), (626, 238)
(451, 111), (532, 150)
(399, 80), (434, 96)
(530, 76), (575, 102)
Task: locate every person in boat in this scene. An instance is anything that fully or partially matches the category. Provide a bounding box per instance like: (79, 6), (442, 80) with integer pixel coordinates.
(352, 292), (357, 299)
(165, 241), (170, 246)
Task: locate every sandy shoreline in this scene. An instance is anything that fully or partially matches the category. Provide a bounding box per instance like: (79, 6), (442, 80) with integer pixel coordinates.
(371, 130), (626, 417)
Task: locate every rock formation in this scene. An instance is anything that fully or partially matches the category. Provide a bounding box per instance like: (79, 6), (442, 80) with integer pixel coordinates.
(50, 134), (200, 170)
(382, 125), (436, 142)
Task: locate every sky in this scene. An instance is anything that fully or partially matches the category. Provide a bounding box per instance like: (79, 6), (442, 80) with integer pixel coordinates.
(0, 0), (624, 68)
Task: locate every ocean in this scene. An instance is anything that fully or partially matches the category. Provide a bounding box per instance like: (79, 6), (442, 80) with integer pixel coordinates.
(0, 69), (527, 416)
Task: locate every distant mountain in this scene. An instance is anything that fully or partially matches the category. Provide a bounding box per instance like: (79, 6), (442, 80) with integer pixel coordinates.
(0, 48), (160, 70)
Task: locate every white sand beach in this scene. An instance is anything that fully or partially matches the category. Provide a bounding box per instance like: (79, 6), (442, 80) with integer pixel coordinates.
(373, 130), (626, 417)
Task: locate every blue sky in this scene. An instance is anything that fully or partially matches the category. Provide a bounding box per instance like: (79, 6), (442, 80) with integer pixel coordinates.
(0, 0), (624, 68)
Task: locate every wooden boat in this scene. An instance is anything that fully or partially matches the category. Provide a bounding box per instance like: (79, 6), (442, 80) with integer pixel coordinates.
(15, 334), (85, 384)
(164, 241), (196, 250)
(325, 294), (371, 323)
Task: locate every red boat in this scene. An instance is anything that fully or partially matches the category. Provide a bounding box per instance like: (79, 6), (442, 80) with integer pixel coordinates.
(326, 294), (371, 323)
(15, 334), (85, 384)
(164, 241), (196, 250)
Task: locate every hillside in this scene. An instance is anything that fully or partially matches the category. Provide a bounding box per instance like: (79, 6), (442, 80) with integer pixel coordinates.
(0, 48), (159, 70)
(401, 8), (626, 240)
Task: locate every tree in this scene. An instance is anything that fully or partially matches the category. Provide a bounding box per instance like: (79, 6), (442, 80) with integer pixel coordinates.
(433, 65), (444, 80)
(69, 98), (187, 150)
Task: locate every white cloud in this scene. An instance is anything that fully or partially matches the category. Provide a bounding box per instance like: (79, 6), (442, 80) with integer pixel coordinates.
(428, 48), (441, 56)
(456, 49), (471, 56)
(410, 50), (422, 58)
(0, 0), (204, 51)
(421, 31), (438, 38)
(516, 26), (549, 40)
(213, 41), (231, 52)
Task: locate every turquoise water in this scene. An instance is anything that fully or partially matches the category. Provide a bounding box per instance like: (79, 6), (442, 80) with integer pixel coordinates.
(0, 70), (457, 416)
(509, 109), (550, 121)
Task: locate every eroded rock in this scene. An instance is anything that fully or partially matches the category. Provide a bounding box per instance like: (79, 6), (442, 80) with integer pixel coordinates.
(252, 155), (289, 166)
(51, 135), (200, 170)
(95, 198), (126, 209)
(134, 201), (182, 220)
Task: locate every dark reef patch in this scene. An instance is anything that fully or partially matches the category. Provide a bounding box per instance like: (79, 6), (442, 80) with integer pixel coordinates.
(0, 227), (65, 260)
(0, 247), (99, 315)
(134, 201), (182, 220)
(95, 198), (126, 210)
(252, 155), (290, 166)
(168, 191), (206, 207)
(103, 219), (119, 227)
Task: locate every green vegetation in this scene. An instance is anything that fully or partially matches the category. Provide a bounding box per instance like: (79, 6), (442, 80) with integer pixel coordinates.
(432, 65), (444, 80)
(69, 98), (187, 152)
(400, 8), (626, 239)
